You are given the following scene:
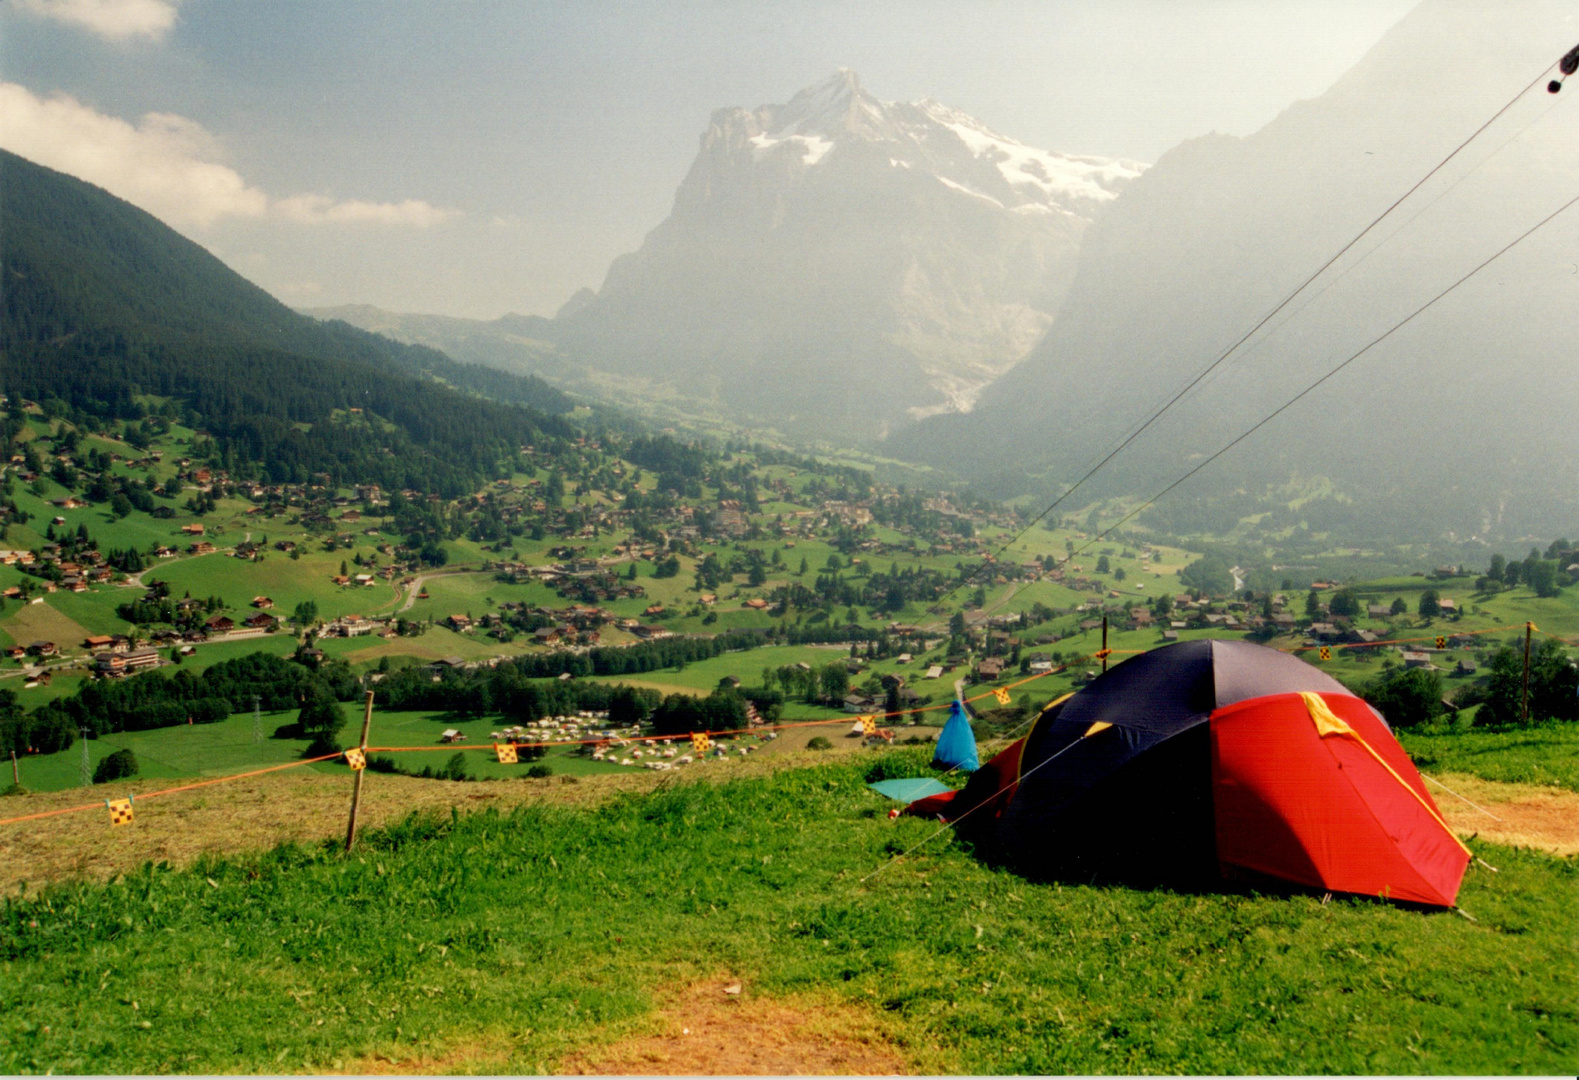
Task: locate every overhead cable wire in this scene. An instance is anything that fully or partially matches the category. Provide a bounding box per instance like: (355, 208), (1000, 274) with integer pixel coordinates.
(1065, 192), (1579, 565)
(929, 57), (1565, 615)
(1175, 92), (1568, 404)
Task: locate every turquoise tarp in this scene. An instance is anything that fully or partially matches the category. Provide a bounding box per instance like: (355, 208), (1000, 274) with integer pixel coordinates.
(867, 777), (954, 803)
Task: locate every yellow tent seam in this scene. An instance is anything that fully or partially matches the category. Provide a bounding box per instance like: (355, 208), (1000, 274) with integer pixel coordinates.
(1300, 692), (1471, 856)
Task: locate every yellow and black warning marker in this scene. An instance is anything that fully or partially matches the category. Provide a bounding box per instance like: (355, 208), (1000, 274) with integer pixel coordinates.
(1318, 647), (1332, 661)
(106, 796), (133, 827)
(344, 747), (367, 771)
(993, 687), (1012, 706)
(495, 743), (518, 764)
(1436, 636), (1447, 650)
(860, 715), (878, 736)
(691, 732), (712, 754)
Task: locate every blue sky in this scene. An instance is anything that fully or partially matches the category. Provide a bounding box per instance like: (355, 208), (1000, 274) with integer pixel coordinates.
(2, 0), (1420, 318)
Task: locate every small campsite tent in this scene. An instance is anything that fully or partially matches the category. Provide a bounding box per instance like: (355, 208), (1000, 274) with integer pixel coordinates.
(910, 640), (1469, 907)
(932, 700), (980, 773)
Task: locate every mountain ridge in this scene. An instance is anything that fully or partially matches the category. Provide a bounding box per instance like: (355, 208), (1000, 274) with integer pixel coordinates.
(311, 72), (1146, 439)
(887, 0), (1579, 542)
(551, 70), (1145, 435)
(1, 148), (575, 496)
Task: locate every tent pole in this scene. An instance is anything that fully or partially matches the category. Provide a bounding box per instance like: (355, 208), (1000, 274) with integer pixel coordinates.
(1519, 621), (1532, 724)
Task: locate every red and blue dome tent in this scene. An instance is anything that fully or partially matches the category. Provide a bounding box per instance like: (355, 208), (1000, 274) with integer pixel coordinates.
(905, 640), (1471, 908)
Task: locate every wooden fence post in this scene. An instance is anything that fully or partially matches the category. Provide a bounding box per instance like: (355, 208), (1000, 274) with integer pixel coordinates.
(344, 690), (375, 853)
(1519, 621), (1533, 724)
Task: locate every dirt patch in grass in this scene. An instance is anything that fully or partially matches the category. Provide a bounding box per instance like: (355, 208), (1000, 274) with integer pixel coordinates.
(1431, 771), (1579, 856)
(559, 978), (909, 1076)
(333, 1036), (514, 1075)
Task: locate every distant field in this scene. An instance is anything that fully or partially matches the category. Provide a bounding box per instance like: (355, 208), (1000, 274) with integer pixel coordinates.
(152, 548), (401, 624)
(7, 694), (859, 793)
(317, 625), (536, 666)
(176, 633), (299, 672)
(0, 599), (91, 651)
(9, 709), (330, 793)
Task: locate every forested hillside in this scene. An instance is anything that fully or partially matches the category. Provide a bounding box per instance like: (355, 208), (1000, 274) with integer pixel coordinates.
(0, 150), (575, 495)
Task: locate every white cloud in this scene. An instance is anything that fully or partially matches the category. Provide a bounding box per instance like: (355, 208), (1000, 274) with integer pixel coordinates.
(13, 0), (180, 42)
(275, 193), (457, 228)
(0, 83), (457, 230)
(0, 82), (267, 227)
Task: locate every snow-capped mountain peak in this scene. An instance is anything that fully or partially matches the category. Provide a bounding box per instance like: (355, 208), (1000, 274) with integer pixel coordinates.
(557, 72), (1149, 438)
(915, 98), (1146, 206)
(711, 71), (1145, 220)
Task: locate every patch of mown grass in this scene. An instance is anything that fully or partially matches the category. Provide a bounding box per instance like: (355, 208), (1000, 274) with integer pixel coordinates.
(1400, 723), (1579, 792)
(1, 753), (1573, 1075)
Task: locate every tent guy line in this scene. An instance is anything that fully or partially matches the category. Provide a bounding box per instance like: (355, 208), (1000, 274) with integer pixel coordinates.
(858, 716), (1096, 885)
(1420, 773), (1505, 823)
(1168, 89), (1568, 410)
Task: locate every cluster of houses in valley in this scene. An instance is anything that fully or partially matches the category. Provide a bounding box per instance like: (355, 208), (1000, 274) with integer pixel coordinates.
(1, 545), (117, 594)
(0, 633), (166, 677)
(492, 556), (648, 605)
(441, 601), (677, 647)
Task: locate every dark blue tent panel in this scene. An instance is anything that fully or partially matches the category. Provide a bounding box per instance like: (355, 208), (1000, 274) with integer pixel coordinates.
(996, 640), (1350, 876)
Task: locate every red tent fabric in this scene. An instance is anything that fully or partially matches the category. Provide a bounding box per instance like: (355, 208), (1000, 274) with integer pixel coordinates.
(1211, 691), (1470, 907)
(904, 737), (1025, 824)
(909, 644), (1472, 907)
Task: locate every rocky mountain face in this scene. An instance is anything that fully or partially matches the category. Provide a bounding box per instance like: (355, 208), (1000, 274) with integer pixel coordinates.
(890, 0), (1579, 541)
(551, 70), (1144, 438)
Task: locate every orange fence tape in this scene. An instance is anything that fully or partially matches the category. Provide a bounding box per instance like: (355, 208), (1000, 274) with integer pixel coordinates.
(1279, 624), (1522, 656)
(9, 618), (1555, 831)
(0, 753), (343, 828)
(0, 666), (1087, 828)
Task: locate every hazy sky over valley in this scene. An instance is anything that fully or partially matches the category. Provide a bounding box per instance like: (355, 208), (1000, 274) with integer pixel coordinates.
(4, 0), (1422, 318)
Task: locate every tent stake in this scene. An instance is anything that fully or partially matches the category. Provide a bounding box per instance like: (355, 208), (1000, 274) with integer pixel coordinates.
(344, 690), (374, 853)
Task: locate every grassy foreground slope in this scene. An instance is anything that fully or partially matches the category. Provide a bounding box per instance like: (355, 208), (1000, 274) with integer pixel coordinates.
(2, 754), (1573, 1075)
(1399, 724), (1579, 792)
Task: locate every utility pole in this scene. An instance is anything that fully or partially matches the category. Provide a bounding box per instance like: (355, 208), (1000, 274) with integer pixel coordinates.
(10, 750), (18, 787)
(1519, 621), (1533, 724)
(1101, 614), (1109, 673)
(79, 726), (93, 787)
(253, 694), (262, 743)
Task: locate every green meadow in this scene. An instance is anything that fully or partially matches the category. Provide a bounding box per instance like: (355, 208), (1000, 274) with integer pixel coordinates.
(7, 705), (645, 794)
(1, 750), (1572, 1075)
(1398, 723), (1579, 792)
